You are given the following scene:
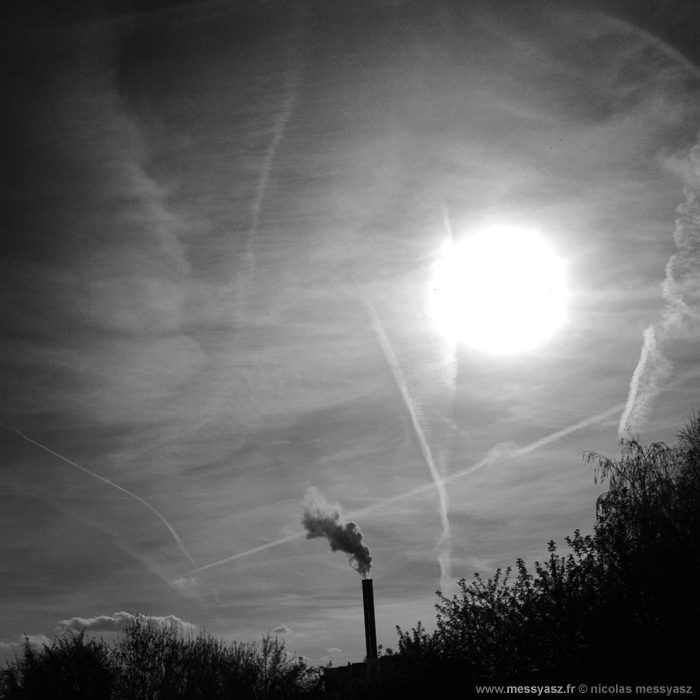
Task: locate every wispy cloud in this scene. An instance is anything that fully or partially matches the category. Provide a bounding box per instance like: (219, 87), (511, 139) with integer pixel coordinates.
(620, 139), (700, 433)
(592, 12), (700, 84)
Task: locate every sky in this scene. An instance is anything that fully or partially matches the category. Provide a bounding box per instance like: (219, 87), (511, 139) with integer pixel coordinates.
(2, 0), (700, 667)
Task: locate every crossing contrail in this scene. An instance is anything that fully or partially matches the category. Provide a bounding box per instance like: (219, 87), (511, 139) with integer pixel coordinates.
(1, 423), (197, 569)
(187, 399), (632, 577)
(192, 364), (700, 578)
(354, 401), (627, 519)
(363, 298), (452, 591)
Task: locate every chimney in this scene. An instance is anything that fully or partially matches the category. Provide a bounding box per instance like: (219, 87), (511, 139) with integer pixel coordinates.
(362, 578), (377, 660)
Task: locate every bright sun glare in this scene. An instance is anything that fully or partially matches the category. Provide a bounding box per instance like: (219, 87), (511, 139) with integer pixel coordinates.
(429, 224), (567, 354)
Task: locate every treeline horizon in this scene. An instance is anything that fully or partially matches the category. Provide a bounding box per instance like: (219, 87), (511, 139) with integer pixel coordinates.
(3, 416), (699, 698)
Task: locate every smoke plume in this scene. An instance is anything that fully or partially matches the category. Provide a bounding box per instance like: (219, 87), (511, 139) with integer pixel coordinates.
(619, 140), (700, 434)
(301, 487), (372, 577)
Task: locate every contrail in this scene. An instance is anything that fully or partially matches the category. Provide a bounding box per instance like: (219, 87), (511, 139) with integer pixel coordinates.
(363, 298), (452, 591)
(238, 88), (298, 313)
(440, 201), (455, 243)
(619, 141), (700, 434)
(594, 11), (700, 435)
(189, 532), (301, 574)
(188, 402), (626, 575)
(1, 423), (197, 569)
(355, 401), (628, 518)
(237, 23), (304, 316)
(244, 86), (298, 258)
(618, 326), (673, 433)
(189, 361), (700, 577)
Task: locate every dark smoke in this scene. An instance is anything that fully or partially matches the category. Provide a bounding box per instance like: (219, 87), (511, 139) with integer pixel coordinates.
(301, 487), (372, 577)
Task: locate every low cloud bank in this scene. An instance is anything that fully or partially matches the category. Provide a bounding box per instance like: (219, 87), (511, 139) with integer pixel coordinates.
(56, 612), (197, 635)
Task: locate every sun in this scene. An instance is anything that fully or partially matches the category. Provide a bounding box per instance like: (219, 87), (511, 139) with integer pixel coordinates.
(428, 224), (567, 354)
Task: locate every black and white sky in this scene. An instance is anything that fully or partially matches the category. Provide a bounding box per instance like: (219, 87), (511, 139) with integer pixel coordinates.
(2, 0), (700, 665)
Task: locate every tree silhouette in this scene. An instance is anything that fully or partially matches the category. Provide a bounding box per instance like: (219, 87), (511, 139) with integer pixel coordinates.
(0, 620), (322, 699)
(394, 415), (700, 684)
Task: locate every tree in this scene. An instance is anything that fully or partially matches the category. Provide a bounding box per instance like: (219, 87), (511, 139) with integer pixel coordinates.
(111, 617), (322, 699)
(0, 619), (323, 700)
(0, 630), (115, 700)
(394, 414), (700, 684)
(583, 419), (700, 678)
